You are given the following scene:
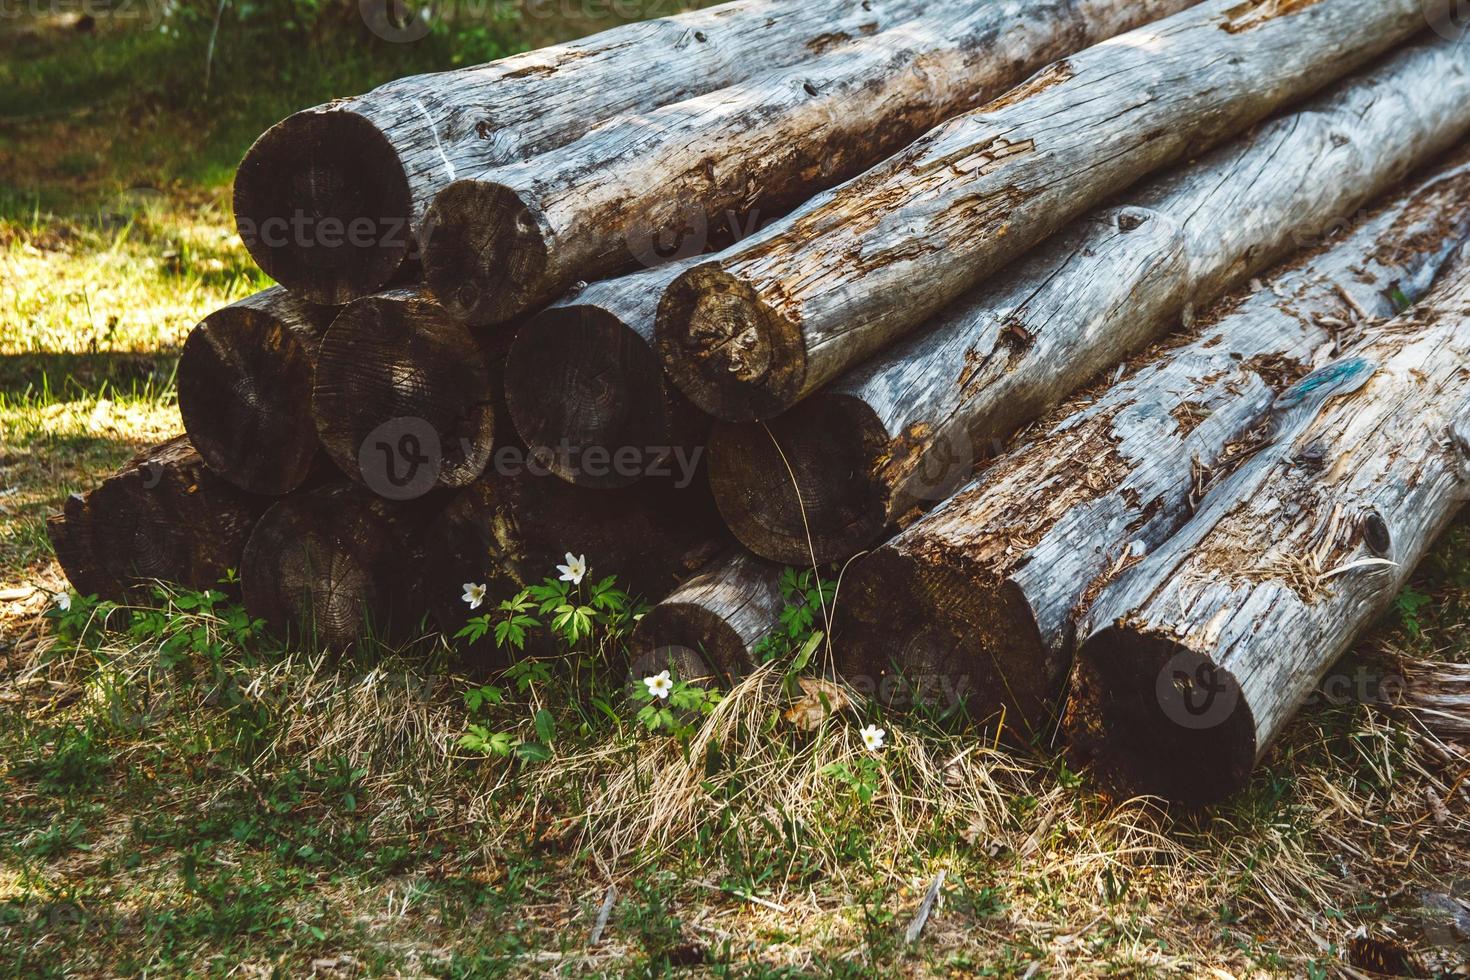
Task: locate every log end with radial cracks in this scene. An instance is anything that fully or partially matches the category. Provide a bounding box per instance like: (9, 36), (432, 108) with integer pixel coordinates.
(630, 600), (747, 691)
(708, 394), (888, 565)
(178, 304), (322, 496)
(241, 485), (403, 651)
(505, 305), (674, 489)
(1063, 627), (1257, 808)
(423, 180), (553, 327)
(233, 109), (412, 306)
(656, 263), (807, 422)
(312, 295), (497, 496)
(833, 548), (1060, 740)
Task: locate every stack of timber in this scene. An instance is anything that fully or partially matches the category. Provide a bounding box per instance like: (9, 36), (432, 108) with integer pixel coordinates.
(830, 154), (1470, 738)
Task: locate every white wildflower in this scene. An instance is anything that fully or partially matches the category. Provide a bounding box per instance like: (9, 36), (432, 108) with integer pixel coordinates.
(55, 593), (72, 612)
(644, 670), (673, 700)
(461, 582), (487, 610)
(556, 553), (587, 585)
(860, 724), (887, 752)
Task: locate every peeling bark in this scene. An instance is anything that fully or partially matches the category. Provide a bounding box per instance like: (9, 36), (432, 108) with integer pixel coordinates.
(233, 0), (935, 305)
(47, 436), (270, 601)
(311, 287), (506, 496)
(629, 549), (784, 687)
(1066, 263), (1470, 807)
(503, 258), (709, 489)
(424, 0), (1194, 326)
(656, 0), (1427, 422)
(830, 159), (1470, 739)
(708, 36), (1470, 564)
(177, 287), (339, 496)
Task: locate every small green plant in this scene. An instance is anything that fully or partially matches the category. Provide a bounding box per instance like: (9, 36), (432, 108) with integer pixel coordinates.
(821, 756), (882, 805)
(754, 567), (836, 664)
(1393, 586), (1432, 638)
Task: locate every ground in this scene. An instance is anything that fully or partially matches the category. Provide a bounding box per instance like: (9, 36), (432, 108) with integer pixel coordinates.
(2, 6), (1469, 978)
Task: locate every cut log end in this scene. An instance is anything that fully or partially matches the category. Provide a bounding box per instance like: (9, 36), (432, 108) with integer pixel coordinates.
(423, 180), (551, 326)
(833, 548), (1057, 737)
(708, 395), (887, 564)
(631, 600), (750, 689)
(312, 294), (497, 496)
(1063, 626), (1257, 808)
(656, 263), (806, 422)
(233, 109), (412, 306)
(505, 306), (671, 489)
(241, 485), (402, 651)
(178, 304), (320, 496)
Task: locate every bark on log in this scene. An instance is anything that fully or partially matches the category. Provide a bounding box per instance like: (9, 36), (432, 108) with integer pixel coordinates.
(177, 287), (339, 496)
(311, 287), (505, 497)
(423, 0), (1194, 326)
(655, 0), (1428, 422)
(708, 37), (1470, 564)
(240, 483), (444, 650)
(829, 159), (1470, 739)
(232, 0), (935, 306)
(421, 470), (726, 668)
(47, 436), (270, 601)
(1064, 264), (1470, 807)
(629, 549), (784, 688)
(503, 258), (710, 489)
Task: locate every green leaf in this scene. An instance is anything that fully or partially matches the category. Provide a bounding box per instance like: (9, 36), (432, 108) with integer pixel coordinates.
(515, 741), (552, 763)
(534, 709), (556, 745)
(791, 630), (823, 673)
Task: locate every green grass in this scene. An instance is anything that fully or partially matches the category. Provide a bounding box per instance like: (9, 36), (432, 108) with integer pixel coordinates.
(3, 4), (1470, 976)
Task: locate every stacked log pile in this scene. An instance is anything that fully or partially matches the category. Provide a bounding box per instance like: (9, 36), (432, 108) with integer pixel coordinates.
(45, 0), (1470, 802)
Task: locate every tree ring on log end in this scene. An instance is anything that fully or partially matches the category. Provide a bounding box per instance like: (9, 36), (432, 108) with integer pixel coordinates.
(505, 307), (669, 489)
(707, 394), (887, 565)
(630, 602), (745, 690)
(423, 180), (551, 326)
(179, 305), (320, 496)
(833, 549), (1058, 739)
(241, 486), (398, 651)
(233, 110), (411, 306)
(313, 295), (497, 495)
(656, 263), (805, 421)
(1064, 628), (1256, 808)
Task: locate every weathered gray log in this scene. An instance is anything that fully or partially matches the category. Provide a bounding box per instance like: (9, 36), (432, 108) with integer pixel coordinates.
(655, 0), (1428, 422)
(47, 436), (270, 601)
(241, 482), (443, 650)
(232, 0), (935, 306)
(177, 287), (339, 496)
(503, 258), (710, 489)
(422, 470), (726, 668)
(629, 549), (784, 687)
(709, 36), (1470, 564)
(830, 159), (1470, 739)
(1065, 264), (1470, 807)
(311, 287), (504, 497)
(423, 0), (1195, 326)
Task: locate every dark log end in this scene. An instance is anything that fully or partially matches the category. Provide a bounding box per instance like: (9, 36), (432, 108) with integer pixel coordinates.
(505, 306), (673, 489)
(423, 180), (551, 326)
(1064, 627), (1256, 808)
(178, 303), (322, 496)
(656, 263), (806, 421)
(84, 437), (266, 597)
(708, 395), (887, 564)
(47, 493), (120, 600)
(233, 109), (411, 305)
(833, 548), (1058, 737)
(241, 484), (403, 651)
(312, 294), (497, 497)
(630, 600), (747, 689)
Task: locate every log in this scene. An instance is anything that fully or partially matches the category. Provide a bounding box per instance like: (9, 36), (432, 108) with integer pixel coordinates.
(829, 158), (1470, 738)
(421, 470), (726, 667)
(47, 436), (270, 601)
(707, 36), (1470, 564)
(232, 0), (935, 306)
(628, 549), (784, 687)
(240, 483), (443, 650)
(311, 287), (504, 498)
(177, 287), (339, 496)
(655, 0), (1427, 422)
(1064, 263), (1470, 807)
(502, 258), (710, 489)
(422, 0), (1195, 326)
